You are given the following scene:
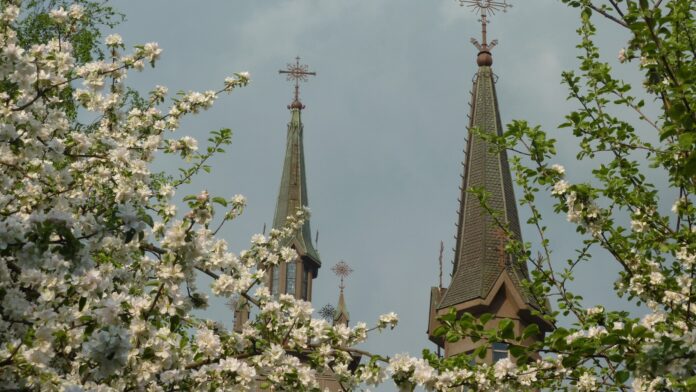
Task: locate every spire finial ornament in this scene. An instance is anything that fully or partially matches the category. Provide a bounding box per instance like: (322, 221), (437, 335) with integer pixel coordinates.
(278, 56), (316, 110)
(318, 304), (337, 323)
(457, 0), (511, 64)
(331, 260), (353, 292)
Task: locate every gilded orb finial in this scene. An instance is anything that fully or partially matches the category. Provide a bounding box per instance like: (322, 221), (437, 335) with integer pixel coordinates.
(278, 56), (316, 109)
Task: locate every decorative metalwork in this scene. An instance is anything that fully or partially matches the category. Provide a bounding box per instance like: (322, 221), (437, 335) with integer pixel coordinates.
(331, 260), (353, 291)
(457, 0), (511, 16)
(455, 0), (512, 50)
(318, 303), (336, 322)
(278, 56), (316, 107)
(438, 241), (444, 289)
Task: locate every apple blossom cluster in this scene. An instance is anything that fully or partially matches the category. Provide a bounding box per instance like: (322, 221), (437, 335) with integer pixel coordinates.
(0, 5), (410, 391)
(542, 163), (696, 390)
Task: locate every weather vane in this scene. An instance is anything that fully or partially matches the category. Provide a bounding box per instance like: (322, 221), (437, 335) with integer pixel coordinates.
(278, 56), (316, 109)
(331, 261), (353, 291)
(456, 0), (512, 51)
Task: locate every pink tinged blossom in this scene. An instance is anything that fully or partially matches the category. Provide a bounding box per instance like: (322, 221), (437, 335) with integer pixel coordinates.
(618, 48), (627, 63)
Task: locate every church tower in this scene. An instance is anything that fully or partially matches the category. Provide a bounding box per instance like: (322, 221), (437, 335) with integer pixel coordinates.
(267, 57), (321, 301)
(427, 0), (551, 361)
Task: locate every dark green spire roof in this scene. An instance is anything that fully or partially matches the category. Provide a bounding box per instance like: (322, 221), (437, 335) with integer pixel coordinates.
(438, 58), (533, 310)
(273, 107), (321, 268)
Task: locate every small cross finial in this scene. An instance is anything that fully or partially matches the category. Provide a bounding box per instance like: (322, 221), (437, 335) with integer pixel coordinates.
(278, 56), (316, 110)
(456, 0), (511, 51)
(331, 260), (353, 291)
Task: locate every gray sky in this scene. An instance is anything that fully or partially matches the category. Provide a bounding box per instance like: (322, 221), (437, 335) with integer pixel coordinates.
(111, 0), (658, 385)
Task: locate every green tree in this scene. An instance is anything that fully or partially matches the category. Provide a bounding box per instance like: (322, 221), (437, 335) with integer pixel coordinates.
(421, 0), (696, 391)
(6, 0), (122, 119)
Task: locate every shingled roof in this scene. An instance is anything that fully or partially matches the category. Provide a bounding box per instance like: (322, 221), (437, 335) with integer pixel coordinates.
(438, 60), (533, 310)
(272, 107), (321, 268)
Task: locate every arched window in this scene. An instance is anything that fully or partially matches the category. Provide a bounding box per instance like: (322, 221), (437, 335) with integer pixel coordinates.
(271, 265), (280, 297)
(301, 269), (310, 300)
(285, 261), (296, 295)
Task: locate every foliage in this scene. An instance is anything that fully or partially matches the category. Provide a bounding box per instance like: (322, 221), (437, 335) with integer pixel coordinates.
(2, 0), (694, 390)
(411, 0), (696, 391)
(9, 0), (122, 120)
(0, 1), (399, 390)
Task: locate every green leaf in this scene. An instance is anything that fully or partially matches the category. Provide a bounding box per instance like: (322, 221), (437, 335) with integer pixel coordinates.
(522, 323), (540, 340)
(509, 345), (525, 359)
(616, 370), (630, 384)
(124, 229), (135, 244)
(142, 213), (154, 228)
(170, 315), (181, 332)
(446, 331), (460, 343)
(474, 344), (487, 359)
(142, 346), (156, 360)
(212, 197), (228, 207)
(499, 319), (515, 340)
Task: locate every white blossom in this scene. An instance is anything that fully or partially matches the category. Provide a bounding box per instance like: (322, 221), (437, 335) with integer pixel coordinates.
(105, 34), (123, 47)
(577, 372), (597, 391)
(49, 7), (69, 24)
(552, 179), (570, 195)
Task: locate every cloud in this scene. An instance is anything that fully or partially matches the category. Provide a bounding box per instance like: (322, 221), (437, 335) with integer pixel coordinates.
(437, 1), (478, 27)
(233, 0), (387, 69)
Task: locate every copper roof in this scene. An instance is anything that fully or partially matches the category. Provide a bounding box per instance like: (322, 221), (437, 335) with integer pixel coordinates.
(272, 108), (321, 268)
(438, 62), (534, 310)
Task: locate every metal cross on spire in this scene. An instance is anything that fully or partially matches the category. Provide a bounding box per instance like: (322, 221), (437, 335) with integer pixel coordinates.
(456, 0), (512, 51)
(331, 261), (353, 292)
(278, 56), (316, 109)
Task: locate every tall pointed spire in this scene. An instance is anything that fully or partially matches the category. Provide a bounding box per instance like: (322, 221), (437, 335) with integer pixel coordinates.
(428, 1), (550, 360)
(438, 33), (529, 310)
(267, 57), (320, 301)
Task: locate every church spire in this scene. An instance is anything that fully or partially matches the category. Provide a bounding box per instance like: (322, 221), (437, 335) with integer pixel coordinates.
(439, 0), (525, 309)
(428, 1), (550, 360)
(331, 261), (353, 326)
(267, 57), (320, 301)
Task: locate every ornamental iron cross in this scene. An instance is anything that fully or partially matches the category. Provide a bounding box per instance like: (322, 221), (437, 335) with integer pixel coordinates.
(278, 56), (316, 107)
(318, 303), (336, 322)
(456, 0), (512, 51)
(331, 261), (353, 291)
